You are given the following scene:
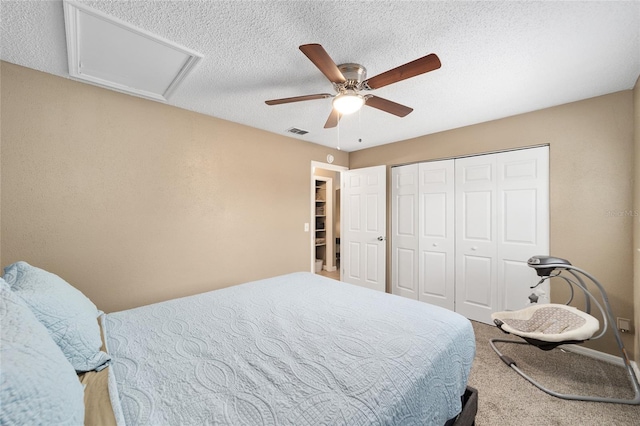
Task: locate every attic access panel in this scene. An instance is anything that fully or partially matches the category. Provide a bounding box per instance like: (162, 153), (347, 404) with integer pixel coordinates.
(63, 0), (202, 102)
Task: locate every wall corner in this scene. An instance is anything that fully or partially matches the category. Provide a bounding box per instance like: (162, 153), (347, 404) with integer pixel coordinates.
(633, 73), (640, 366)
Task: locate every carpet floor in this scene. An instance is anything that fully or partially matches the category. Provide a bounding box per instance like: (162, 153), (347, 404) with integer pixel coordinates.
(467, 321), (640, 425)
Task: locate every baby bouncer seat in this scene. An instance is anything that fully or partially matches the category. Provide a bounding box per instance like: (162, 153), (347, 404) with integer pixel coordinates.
(490, 256), (640, 405)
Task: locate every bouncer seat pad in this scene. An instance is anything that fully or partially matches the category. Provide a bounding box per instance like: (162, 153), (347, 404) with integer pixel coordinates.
(491, 304), (599, 343)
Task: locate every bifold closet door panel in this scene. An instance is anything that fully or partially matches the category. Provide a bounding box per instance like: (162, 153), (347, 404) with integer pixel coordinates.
(497, 147), (550, 311)
(418, 160), (455, 310)
(455, 155), (498, 324)
(391, 164), (419, 299)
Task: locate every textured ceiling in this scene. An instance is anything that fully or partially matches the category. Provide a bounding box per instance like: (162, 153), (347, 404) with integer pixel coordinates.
(1, 1), (639, 152)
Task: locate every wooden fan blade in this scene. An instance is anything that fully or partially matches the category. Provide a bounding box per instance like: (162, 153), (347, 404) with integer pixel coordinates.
(364, 53), (441, 90)
(265, 93), (332, 105)
(324, 109), (342, 128)
(365, 95), (413, 117)
(299, 44), (346, 84)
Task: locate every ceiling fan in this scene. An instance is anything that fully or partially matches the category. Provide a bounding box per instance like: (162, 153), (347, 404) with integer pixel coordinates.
(265, 44), (441, 129)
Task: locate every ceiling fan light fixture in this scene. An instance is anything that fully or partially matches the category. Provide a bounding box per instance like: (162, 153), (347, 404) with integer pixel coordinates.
(333, 91), (364, 115)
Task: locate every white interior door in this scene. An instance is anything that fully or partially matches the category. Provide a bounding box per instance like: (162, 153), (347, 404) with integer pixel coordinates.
(497, 147), (550, 310)
(455, 147), (550, 324)
(455, 155), (498, 323)
(391, 164), (419, 298)
(342, 165), (386, 292)
(418, 160), (455, 310)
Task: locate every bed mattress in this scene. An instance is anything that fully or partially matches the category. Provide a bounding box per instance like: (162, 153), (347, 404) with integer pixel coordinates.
(103, 272), (475, 425)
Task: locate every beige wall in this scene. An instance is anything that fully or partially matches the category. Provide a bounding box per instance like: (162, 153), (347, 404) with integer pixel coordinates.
(351, 91), (636, 358)
(0, 66), (2, 270)
(0, 62), (348, 312)
(634, 74), (640, 365)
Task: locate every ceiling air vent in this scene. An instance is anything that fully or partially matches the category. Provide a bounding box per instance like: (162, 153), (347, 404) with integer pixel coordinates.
(63, 0), (202, 102)
(287, 127), (309, 135)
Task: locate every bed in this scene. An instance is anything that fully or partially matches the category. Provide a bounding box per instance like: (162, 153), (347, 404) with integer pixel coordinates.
(1, 262), (476, 425)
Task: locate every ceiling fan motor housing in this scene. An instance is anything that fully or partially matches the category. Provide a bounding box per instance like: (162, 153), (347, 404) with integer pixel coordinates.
(336, 63), (367, 92)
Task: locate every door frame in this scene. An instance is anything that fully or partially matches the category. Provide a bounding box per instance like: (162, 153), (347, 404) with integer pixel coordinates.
(310, 161), (348, 273)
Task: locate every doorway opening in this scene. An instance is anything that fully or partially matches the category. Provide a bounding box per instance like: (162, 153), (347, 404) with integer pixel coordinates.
(311, 161), (347, 280)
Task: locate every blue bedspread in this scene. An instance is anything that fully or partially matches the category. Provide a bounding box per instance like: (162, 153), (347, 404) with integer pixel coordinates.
(103, 272), (475, 425)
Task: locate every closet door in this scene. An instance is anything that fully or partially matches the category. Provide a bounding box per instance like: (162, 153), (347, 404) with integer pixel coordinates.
(497, 147), (550, 310)
(455, 155), (498, 323)
(455, 147), (550, 324)
(391, 147), (549, 322)
(418, 160), (455, 310)
(391, 164), (419, 299)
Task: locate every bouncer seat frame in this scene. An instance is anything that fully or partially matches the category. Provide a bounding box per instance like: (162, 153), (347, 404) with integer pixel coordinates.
(490, 255), (640, 405)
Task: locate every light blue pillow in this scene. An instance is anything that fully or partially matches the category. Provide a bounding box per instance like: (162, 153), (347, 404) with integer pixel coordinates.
(0, 278), (85, 425)
(3, 261), (110, 372)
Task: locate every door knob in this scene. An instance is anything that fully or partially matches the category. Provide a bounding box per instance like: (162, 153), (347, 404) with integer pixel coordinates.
(471, 246), (478, 251)
(377, 236), (386, 241)
(432, 243), (438, 247)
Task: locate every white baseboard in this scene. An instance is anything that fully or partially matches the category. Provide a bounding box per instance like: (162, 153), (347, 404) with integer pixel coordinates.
(562, 344), (640, 379)
(323, 265), (337, 272)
